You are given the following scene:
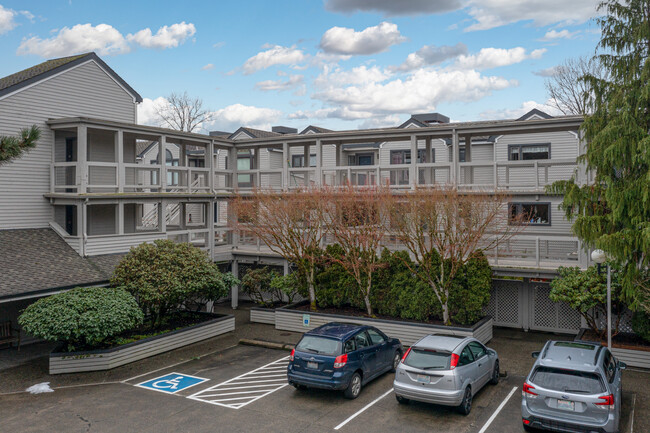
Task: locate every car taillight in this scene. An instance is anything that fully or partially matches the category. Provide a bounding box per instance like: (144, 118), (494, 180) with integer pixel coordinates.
(334, 353), (347, 368)
(401, 347), (411, 363)
(522, 382), (537, 396)
(289, 349), (295, 362)
(595, 394), (614, 408)
(450, 353), (459, 370)
(522, 419), (531, 425)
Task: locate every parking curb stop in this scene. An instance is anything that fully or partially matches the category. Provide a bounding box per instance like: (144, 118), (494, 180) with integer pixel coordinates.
(239, 339), (294, 351)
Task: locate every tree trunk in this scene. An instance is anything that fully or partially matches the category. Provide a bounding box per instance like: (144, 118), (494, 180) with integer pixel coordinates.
(364, 278), (373, 317)
(308, 266), (317, 311)
(442, 302), (450, 326)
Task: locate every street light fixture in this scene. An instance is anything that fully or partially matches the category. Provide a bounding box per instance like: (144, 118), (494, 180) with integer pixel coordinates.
(591, 249), (611, 349)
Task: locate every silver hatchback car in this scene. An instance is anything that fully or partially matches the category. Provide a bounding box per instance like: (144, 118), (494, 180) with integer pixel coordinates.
(393, 335), (499, 415)
(522, 341), (626, 433)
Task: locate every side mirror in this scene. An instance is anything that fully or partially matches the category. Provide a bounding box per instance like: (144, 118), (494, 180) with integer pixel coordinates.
(618, 361), (627, 370)
(532, 351), (540, 359)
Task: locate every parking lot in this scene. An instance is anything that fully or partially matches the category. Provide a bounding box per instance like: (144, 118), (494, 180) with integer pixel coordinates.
(1, 342), (635, 433)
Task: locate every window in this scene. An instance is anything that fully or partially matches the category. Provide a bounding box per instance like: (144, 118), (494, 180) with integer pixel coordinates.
(458, 346), (474, 366)
(459, 147), (466, 163)
(296, 336), (341, 356)
(508, 144), (550, 161)
(344, 339), (357, 353)
(603, 351), (617, 383)
(354, 331), (370, 348)
(403, 348), (450, 370)
(348, 153), (374, 166)
(390, 149), (432, 165)
(367, 329), (386, 345)
(291, 154), (316, 168)
(468, 342), (487, 360)
(531, 367), (604, 394)
(509, 203), (551, 225)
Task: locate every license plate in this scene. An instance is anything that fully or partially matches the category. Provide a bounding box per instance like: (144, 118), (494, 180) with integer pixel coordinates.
(557, 399), (575, 411)
(307, 361), (318, 369)
(416, 374), (430, 384)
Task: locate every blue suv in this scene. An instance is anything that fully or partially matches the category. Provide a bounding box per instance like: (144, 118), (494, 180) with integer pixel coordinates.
(287, 322), (403, 399)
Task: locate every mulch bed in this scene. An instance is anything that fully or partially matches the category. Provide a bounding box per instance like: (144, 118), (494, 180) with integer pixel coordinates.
(293, 303), (475, 328)
(580, 329), (650, 352)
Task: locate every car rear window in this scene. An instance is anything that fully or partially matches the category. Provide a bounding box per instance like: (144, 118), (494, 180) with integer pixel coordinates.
(404, 348), (450, 370)
(296, 336), (341, 356)
(531, 367), (604, 394)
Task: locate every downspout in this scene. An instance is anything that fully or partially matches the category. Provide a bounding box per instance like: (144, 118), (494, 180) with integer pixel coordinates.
(82, 198), (88, 257)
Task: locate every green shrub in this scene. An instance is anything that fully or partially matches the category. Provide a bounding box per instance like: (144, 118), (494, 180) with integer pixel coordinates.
(632, 311), (650, 343)
(269, 272), (301, 304)
(550, 265), (624, 339)
(316, 244), (361, 308)
(448, 251), (492, 325)
(18, 287), (143, 352)
(111, 240), (230, 326)
(241, 267), (280, 307)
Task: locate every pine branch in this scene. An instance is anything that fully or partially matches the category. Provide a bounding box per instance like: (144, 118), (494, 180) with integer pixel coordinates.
(0, 125), (41, 164)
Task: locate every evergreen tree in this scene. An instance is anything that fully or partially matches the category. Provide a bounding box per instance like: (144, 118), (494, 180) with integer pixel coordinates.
(0, 126), (40, 164)
(549, 0), (650, 310)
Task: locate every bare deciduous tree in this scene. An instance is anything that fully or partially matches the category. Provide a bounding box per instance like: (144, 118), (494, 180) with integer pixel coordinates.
(545, 56), (607, 115)
(231, 188), (326, 310)
(387, 187), (526, 324)
(155, 91), (214, 132)
(323, 184), (393, 316)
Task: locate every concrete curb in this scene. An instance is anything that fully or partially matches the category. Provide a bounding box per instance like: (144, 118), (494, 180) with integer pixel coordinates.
(239, 339), (294, 351)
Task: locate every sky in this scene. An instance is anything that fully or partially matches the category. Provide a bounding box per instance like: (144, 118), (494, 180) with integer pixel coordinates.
(0, 0), (603, 133)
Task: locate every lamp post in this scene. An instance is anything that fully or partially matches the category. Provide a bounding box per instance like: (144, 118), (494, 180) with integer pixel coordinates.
(591, 249), (611, 349)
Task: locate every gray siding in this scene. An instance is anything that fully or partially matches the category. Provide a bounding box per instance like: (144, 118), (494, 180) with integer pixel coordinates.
(87, 204), (116, 236)
(0, 60), (137, 230)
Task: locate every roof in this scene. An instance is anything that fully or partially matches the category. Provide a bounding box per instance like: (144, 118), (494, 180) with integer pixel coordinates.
(229, 127), (282, 140)
(136, 140), (157, 157)
(538, 341), (603, 371)
(0, 52), (142, 102)
(414, 335), (468, 352)
(300, 125), (333, 134)
(518, 108), (553, 121)
(0, 229), (122, 301)
(306, 322), (368, 340)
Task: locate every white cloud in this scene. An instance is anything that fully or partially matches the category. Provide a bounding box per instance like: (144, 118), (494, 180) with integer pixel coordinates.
(127, 22), (195, 49)
(465, 0), (600, 31)
(533, 66), (559, 77)
(201, 63), (214, 71)
(539, 29), (579, 41)
(137, 96), (167, 126)
(17, 23), (130, 56)
(255, 74), (304, 91)
(209, 103), (283, 131)
(479, 99), (563, 120)
(242, 45), (306, 74)
(358, 114), (402, 129)
(392, 43), (467, 72)
(324, 0), (462, 16)
(320, 22), (406, 55)
(313, 68), (516, 120)
(0, 5), (16, 35)
(314, 65), (391, 88)
(454, 47), (546, 70)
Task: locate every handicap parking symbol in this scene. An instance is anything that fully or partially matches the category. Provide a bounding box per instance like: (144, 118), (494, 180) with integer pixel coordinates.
(136, 372), (209, 394)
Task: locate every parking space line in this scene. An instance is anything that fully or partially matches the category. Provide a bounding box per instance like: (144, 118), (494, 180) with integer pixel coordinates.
(477, 386), (518, 433)
(187, 356), (289, 410)
(333, 388), (394, 430)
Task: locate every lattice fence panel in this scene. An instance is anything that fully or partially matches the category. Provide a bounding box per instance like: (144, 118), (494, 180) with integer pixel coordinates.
(484, 279), (523, 328)
(532, 284), (581, 333)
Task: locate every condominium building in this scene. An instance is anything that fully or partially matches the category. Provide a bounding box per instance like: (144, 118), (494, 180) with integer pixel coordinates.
(0, 53), (591, 340)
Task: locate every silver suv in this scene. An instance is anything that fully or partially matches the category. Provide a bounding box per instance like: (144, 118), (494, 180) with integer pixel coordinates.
(521, 341), (626, 433)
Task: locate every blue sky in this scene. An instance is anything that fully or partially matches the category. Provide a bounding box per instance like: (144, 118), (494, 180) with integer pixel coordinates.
(0, 0), (602, 132)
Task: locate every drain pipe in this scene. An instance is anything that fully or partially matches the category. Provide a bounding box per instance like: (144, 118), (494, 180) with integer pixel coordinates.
(82, 198), (88, 257)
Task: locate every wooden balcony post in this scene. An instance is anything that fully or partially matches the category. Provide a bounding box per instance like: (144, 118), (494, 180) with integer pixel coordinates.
(159, 136), (167, 192)
(282, 142), (289, 190)
(117, 202), (124, 235)
(315, 139), (322, 186)
(410, 134), (417, 189)
(451, 129), (458, 186)
(77, 125), (87, 194)
(116, 130), (124, 193)
(231, 260), (239, 309)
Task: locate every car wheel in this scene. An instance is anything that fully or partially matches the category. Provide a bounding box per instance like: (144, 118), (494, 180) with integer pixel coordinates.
(458, 387), (472, 415)
(395, 395), (410, 405)
(489, 360), (500, 385)
(344, 372), (362, 399)
(390, 351), (401, 373)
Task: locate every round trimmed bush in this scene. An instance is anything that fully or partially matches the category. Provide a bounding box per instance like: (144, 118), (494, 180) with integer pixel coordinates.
(18, 287), (143, 351)
(632, 311), (650, 343)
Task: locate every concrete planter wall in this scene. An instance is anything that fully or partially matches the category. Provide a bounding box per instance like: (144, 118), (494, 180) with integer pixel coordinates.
(576, 329), (650, 369)
(275, 302), (493, 346)
(50, 314), (235, 374)
(250, 307), (276, 325)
